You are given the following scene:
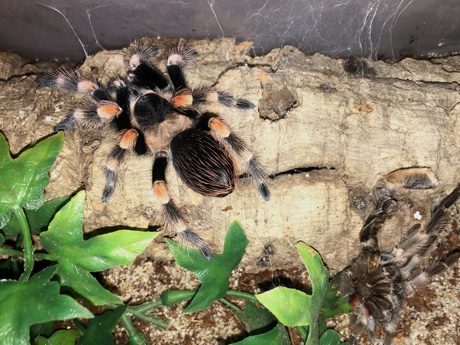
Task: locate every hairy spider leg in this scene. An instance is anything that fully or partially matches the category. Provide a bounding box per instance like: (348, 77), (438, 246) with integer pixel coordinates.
(390, 184), (460, 269)
(37, 69), (109, 101)
(55, 100), (122, 132)
(37, 70), (118, 132)
(166, 41), (254, 110)
(172, 87), (255, 112)
(166, 40), (200, 92)
(399, 184), (460, 291)
(127, 39), (159, 69)
(358, 195), (398, 270)
(193, 112), (270, 201)
(129, 63), (169, 92)
(152, 155), (212, 260)
(107, 78), (148, 155)
(127, 43), (169, 92)
(102, 129), (138, 201)
(406, 250), (460, 294)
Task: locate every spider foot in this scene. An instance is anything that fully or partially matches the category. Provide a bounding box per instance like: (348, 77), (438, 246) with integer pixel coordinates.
(176, 229), (212, 260)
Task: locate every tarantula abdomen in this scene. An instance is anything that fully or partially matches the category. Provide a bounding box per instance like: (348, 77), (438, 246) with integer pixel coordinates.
(170, 128), (237, 197)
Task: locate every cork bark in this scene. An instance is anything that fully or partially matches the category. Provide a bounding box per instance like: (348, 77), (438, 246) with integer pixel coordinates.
(1, 38), (459, 274)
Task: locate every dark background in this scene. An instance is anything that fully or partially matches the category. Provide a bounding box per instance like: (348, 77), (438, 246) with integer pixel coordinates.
(0, 0), (459, 62)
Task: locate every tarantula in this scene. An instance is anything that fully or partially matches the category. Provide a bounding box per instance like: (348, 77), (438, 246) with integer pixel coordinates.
(37, 39), (270, 259)
(339, 168), (460, 345)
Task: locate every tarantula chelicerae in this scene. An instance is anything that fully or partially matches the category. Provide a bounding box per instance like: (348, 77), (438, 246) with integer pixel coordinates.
(38, 39), (270, 259)
(339, 168), (460, 345)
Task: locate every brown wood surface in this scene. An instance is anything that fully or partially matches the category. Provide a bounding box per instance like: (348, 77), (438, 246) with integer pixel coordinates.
(1, 38), (459, 273)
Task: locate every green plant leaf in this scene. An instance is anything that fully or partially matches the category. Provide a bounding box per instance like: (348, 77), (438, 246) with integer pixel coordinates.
(297, 242), (330, 344)
(40, 191), (159, 305)
(167, 221), (249, 313)
(30, 321), (55, 342)
(0, 266), (92, 345)
(321, 285), (353, 318)
(77, 305), (127, 345)
(58, 259), (123, 305)
(319, 329), (344, 345)
(230, 323), (290, 345)
(37, 329), (79, 345)
(256, 243), (334, 345)
(297, 242), (329, 296)
(0, 132), (64, 228)
(233, 300), (277, 334)
(1, 196), (70, 239)
(256, 286), (312, 326)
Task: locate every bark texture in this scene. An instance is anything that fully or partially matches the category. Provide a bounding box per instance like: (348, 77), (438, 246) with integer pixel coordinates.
(1, 38), (459, 274)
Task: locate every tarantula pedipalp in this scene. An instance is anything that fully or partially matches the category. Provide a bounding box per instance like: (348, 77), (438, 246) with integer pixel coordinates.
(37, 39), (270, 259)
(339, 168), (460, 345)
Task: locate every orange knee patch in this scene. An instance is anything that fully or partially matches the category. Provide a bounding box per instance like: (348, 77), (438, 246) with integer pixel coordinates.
(153, 182), (170, 204)
(172, 89), (193, 109)
(77, 80), (98, 93)
(209, 118), (230, 137)
(119, 129), (138, 150)
(97, 102), (122, 119)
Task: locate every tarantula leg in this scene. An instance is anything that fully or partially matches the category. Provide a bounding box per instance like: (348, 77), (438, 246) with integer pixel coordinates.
(383, 332), (394, 345)
(107, 78), (132, 128)
(54, 111), (77, 131)
(425, 183), (460, 235)
(166, 41), (195, 90)
(37, 69), (109, 101)
(126, 39), (159, 68)
(102, 129), (138, 201)
(217, 90), (255, 109)
(201, 114), (270, 201)
(172, 87), (255, 112)
(126, 41), (168, 92)
(359, 195), (398, 270)
(152, 155), (212, 260)
(55, 100), (122, 132)
(406, 250), (460, 294)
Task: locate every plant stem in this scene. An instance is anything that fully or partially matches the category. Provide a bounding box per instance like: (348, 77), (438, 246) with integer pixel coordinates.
(295, 326), (308, 342)
(128, 301), (163, 313)
(15, 207), (33, 282)
(219, 298), (241, 313)
(0, 247), (54, 261)
(130, 311), (169, 329)
(121, 314), (137, 337)
(225, 290), (259, 303)
(108, 303), (169, 329)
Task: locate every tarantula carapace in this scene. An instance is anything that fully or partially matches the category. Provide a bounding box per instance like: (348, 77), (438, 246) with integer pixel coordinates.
(38, 39), (270, 259)
(339, 168), (460, 345)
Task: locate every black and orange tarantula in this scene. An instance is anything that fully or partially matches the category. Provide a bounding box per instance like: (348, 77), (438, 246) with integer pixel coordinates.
(339, 168), (460, 345)
(38, 40), (270, 259)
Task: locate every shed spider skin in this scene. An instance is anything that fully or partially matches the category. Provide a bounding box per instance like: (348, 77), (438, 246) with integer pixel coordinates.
(338, 168), (460, 345)
(38, 39), (270, 259)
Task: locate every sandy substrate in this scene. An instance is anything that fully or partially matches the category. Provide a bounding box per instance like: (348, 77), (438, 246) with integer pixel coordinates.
(102, 205), (459, 345)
